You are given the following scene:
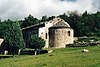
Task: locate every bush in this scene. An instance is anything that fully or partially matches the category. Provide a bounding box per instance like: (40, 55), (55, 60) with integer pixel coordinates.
(28, 35), (45, 55)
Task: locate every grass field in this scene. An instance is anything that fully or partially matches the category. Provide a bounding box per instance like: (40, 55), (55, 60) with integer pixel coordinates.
(0, 46), (100, 67)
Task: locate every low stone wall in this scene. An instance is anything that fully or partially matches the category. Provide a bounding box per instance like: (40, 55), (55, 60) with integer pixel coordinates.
(66, 42), (100, 47)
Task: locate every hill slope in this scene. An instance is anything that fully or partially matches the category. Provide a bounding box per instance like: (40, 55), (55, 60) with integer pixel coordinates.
(0, 46), (100, 67)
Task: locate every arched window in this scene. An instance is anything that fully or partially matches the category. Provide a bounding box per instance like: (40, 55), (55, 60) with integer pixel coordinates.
(68, 31), (70, 36)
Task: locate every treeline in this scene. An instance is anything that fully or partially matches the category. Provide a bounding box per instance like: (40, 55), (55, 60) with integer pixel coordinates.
(58, 11), (100, 37)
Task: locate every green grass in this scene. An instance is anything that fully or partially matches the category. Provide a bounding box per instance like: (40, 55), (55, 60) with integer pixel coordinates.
(0, 46), (100, 67)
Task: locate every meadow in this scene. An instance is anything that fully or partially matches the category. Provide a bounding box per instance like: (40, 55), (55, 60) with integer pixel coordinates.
(0, 46), (100, 67)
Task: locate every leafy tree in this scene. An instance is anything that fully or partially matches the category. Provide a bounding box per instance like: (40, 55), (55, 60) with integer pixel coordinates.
(28, 35), (45, 55)
(41, 15), (55, 22)
(0, 20), (25, 54)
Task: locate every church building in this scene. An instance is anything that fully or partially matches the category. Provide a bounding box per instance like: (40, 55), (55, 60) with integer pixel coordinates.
(39, 17), (74, 48)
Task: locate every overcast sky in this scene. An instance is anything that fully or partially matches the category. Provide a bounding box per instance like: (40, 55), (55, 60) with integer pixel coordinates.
(0, 0), (100, 20)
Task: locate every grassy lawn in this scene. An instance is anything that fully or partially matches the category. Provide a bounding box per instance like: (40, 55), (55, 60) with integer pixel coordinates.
(0, 46), (100, 67)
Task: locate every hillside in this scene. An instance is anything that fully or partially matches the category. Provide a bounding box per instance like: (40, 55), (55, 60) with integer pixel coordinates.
(0, 46), (100, 67)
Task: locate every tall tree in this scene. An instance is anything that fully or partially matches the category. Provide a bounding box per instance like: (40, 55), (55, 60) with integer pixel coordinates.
(0, 20), (25, 54)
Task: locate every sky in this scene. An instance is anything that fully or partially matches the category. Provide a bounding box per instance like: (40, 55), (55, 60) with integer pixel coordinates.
(0, 0), (100, 20)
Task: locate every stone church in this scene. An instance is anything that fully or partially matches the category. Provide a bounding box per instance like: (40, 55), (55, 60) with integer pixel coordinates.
(39, 17), (74, 48)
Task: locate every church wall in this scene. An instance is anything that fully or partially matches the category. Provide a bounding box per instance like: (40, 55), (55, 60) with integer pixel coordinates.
(49, 28), (74, 48)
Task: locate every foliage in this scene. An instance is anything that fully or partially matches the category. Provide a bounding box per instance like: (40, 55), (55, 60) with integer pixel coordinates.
(0, 20), (25, 53)
(28, 35), (45, 50)
(41, 15), (55, 22)
(19, 14), (40, 28)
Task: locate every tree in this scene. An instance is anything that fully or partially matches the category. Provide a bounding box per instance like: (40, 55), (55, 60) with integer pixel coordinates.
(28, 35), (45, 55)
(0, 20), (25, 54)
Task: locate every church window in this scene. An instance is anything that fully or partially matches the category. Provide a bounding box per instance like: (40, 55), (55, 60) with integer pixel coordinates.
(68, 31), (70, 36)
